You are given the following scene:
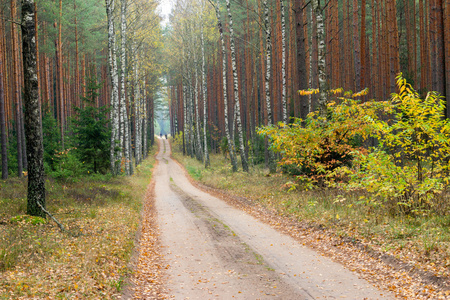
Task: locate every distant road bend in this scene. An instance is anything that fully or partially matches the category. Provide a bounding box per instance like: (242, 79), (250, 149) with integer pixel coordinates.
(153, 137), (393, 299)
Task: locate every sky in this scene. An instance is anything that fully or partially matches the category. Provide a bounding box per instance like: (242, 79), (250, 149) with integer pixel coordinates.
(157, 0), (173, 26)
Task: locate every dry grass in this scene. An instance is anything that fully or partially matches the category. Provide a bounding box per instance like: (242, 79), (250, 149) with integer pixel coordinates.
(0, 150), (155, 299)
(173, 151), (450, 297)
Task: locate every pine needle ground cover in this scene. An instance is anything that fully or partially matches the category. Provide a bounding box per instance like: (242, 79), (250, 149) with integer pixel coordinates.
(173, 151), (450, 298)
(0, 154), (155, 299)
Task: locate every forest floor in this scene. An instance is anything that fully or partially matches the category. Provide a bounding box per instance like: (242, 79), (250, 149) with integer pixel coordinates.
(0, 152), (156, 299)
(168, 142), (450, 299)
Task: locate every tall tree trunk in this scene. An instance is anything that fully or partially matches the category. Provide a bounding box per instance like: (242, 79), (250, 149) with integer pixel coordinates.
(353, 0), (361, 92)
(194, 53), (203, 162)
(22, 0), (46, 218)
(294, 0), (308, 121)
(58, 0), (64, 149)
(11, 0), (23, 177)
(213, 0), (237, 172)
(226, 0), (248, 172)
(263, 0), (276, 173)
(120, 0), (132, 175)
(434, 0), (446, 101)
(280, 0), (287, 124)
(360, 0), (366, 91)
(133, 46), (141, 166)
(445, 0), (450, 118)
(311, 0), (327, 114)
(106, 0), (120, 174)
(201, 4), (210, 168)
(0, 15), (7, 179)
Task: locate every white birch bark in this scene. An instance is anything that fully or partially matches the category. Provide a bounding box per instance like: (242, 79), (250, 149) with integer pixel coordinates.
(280, 0), (288, 124)
(139, 77), (145, 159)
(143, 82), (148, 158)
(120, 0), (132, 175)
(312, 0), (327, 114)
(194, 54), (203, 162)
(106, 0), (120, 175)
(201, 3), (210, 167)
(263, 0), (276, 173)
(213, 0), (237, 172)
(133, 42), (141, 166)
(226, 0), (249, 172)
(183, 84), (188, 155)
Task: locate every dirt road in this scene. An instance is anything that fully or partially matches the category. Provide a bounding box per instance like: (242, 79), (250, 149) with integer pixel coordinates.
(154, 138), (393, 299)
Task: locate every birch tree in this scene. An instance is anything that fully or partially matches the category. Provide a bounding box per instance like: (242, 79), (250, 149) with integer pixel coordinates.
(194, 50), (203, 161)
(280, 0), (287, 124)
(201, 2), (210, 167)
(21, 0), (46, 217)
(105, 0), (120, 175)
(120, 0), (132, 175)
(311, 0), (327, 114)
(213, 0), (238, 172)
(226, 0), (248, 172)
(263, 0), (276, 173)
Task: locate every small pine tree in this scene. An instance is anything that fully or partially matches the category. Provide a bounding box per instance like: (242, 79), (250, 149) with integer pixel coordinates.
(72, 77), (110, 174)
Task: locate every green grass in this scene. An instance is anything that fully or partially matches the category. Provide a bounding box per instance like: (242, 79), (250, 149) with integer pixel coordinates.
(0, 148), (156, 299)
(172, 150), (450, 279)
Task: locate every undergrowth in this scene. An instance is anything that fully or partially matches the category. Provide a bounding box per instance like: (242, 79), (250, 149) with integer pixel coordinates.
(0, 148), (155, 299)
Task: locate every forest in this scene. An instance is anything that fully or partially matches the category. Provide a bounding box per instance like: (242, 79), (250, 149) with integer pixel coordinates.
(166, 0), (450, 213)
(1, 0), (450, 297)
(0, 0), (163, 183)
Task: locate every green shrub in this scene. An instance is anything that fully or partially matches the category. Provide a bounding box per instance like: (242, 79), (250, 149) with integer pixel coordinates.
(343, 75), (450, 215)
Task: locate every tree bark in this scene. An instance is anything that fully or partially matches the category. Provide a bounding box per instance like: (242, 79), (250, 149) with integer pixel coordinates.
(280, 0), (287, 124)
(213, 0), (238, 172)
(201, 5), (210, 168)
(294, 0), (308, 121)
(263, 0), (276, 173)
(226, 0), (248, 172)
(353, 0), (361, 92)
(120, 0), (132, 175)
(0, 16), (7, 179)
(106, 0), (120, 174)
(311, 0), (327, 114)
(11, 0), (23, 177)
(22, 0), (46, 218)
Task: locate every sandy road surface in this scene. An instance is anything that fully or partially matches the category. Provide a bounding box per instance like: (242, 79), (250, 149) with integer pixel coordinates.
(154, 138), (393, 299)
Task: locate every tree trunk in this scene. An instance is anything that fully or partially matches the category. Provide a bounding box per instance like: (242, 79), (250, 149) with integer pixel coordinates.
(311, 0), (327, 113)
(11, 0), (23, 177)
(294, 0), (308, 121)
(58, 0), (64, 149)
(263, 0), (276, 173)
(353, 0), (361, 92)
(226, 0), (248, 172)
(133, 45), (141, 166)
(120, 0), (132, 175)
(360, 0), (366, 92)
(22, 0), (46, 218)
(0, 16), (7, 179)
(213, 0), (237, 172)
(105, 0), (120, 174)
(194, 53), (203, 162)
(434, 0), (446, 101)
(280, 0), (287, 124)
(201, 6), (210, 168)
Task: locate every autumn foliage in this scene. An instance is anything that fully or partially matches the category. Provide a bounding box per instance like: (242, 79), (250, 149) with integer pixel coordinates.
(260, 75), (450, 214)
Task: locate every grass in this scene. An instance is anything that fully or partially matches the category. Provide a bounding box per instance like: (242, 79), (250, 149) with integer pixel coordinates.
(172, 150), (450, 279)
(0, 148), (156, 299)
